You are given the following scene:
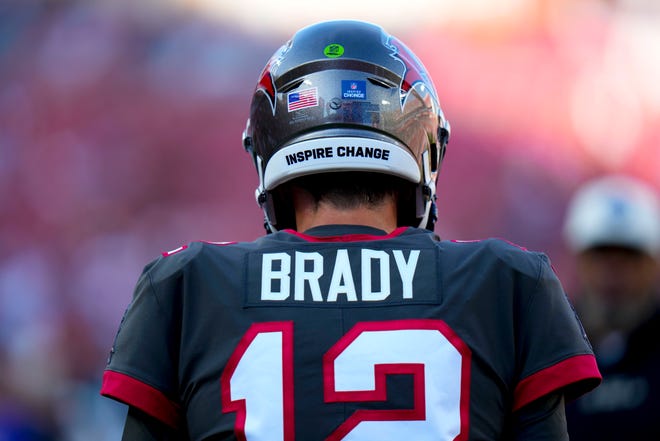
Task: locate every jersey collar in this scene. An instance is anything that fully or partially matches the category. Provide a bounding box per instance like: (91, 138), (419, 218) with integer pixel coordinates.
(284, 225), (409, 242)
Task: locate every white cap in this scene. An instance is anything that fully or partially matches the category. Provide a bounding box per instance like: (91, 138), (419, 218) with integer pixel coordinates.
(563, 175), (660, 256)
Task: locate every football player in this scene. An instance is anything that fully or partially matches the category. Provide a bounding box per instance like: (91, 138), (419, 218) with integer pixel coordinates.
(101, 20), (601, 440)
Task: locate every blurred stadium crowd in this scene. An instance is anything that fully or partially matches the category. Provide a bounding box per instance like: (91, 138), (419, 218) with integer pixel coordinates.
(1, 0), (659, 439)
(0, 1), (271, 438)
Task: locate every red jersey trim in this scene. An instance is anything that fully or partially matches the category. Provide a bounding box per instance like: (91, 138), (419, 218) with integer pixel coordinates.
(513, 354), (601, 411)
(284, 226), (409, 243)
(101, 370), (181, 428)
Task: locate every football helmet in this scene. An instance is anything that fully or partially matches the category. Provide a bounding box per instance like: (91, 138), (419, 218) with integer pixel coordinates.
(243, 20), (450, 232)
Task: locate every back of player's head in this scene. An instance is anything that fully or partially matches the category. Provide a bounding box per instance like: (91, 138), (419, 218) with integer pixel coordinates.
(563, 174), (660, 257)
(242, 20), (450, 232)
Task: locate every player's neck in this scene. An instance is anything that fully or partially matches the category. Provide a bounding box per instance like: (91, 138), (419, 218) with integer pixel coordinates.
(296, 205), (397, 233)
(293, 192), (398, 233)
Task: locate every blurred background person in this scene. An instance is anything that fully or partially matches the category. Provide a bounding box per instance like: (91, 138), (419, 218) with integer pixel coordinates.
(563, 174), (660, 440)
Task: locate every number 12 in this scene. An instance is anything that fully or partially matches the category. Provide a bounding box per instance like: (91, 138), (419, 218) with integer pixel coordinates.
(221, 319), (471, 440)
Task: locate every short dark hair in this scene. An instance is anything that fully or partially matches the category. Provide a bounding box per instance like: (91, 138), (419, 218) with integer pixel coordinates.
(294, 172), (401, 207)
(273, 172), (416, 230)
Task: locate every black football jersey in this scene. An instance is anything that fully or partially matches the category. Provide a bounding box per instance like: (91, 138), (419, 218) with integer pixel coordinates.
(566, 309), (660, 440)
(101, 225), (601, 440)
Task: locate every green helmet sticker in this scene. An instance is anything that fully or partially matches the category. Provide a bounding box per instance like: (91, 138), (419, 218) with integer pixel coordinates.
(323, 44), (344, 58)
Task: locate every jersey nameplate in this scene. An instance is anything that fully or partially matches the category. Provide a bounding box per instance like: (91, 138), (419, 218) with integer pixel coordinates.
(245, 246), (439, 307)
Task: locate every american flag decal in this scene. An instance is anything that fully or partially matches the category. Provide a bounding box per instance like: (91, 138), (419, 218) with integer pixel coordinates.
(287, 87), (318, 112)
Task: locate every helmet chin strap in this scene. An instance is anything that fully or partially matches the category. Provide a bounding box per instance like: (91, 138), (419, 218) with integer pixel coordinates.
(415, 185), (436, 231)
(418, 149), (437, 231)
(426, 199), (438, 231)
(261, 192), (278, 234)
(248, 146), (278, 234)
(258, 187), (279, 234)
